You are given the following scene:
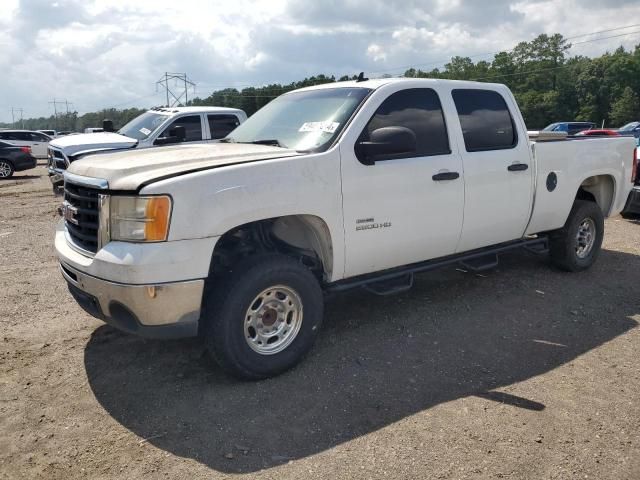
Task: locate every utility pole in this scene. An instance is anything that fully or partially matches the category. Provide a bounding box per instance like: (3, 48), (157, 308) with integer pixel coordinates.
(156, 72), (195, 107)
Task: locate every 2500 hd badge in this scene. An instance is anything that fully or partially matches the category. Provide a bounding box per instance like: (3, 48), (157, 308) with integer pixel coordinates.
(356, 218), (392, 231)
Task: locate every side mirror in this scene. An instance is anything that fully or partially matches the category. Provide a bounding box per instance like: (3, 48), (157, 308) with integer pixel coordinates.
(154, 125), (187, 145)
(356, 126), (417, 165)
(102, 119), (114, 132)
(172, 125), (186, 141)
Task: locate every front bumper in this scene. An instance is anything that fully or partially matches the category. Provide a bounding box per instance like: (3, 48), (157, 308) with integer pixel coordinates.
(60, 261), (203, 339)
(623, 186), (640, 216)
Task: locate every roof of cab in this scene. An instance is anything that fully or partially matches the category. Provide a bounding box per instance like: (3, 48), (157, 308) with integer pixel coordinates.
(292, 77), (507, 93)
(148, 106), (245, 115)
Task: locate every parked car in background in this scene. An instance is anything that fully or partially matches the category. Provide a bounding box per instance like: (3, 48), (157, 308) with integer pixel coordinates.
(83, 127), (104, 134)
(57, 131), (75, 136)
(543, 121), (596, 135)
(48, 106), (247, 192)
(618, 121), (640, 139)
(38, 129), (57, 138)
(0, 140), (37, 178)
(0, 130), (51, 158)
(575, 129), (620, 136)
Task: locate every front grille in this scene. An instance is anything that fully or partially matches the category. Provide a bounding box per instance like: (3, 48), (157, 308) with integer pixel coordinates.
(64, 182), (100, 253)
(50, 148), (68, 170)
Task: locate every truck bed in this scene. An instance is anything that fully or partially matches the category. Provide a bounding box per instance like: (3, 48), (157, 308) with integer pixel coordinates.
(526, 136), (636, 235)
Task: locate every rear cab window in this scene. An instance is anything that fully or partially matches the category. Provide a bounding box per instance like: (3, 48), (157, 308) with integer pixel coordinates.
(208, 114), (241, 140)
(452, 89), (517, 152)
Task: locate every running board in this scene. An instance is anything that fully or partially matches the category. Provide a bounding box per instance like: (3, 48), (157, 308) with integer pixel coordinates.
(325, 237), (549, 295)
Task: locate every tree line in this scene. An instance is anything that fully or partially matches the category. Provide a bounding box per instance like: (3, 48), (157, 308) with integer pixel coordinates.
(3, 34), (639, 131)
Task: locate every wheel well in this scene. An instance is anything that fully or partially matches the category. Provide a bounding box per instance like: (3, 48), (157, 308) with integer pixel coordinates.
(576, 175), (615, 216)
(210, 215), (333, 281)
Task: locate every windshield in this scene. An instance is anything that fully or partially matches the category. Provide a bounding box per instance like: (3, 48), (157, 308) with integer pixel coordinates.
(619, 122), (639, 131)
(118, 112), (169, 140)
(226, 87), (371, 151)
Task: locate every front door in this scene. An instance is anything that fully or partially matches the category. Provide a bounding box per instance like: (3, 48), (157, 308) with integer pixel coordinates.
(450, 88), (533, 253)
(340, 86), (465, 278)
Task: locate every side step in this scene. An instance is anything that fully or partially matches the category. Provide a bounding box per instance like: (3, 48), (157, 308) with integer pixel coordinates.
(326, 236), (549, 295)
(459, 254), (498, 272)
(364, 273), (414, 296)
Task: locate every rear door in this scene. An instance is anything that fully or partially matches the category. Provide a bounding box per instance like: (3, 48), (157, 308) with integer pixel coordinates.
(206, 114), (241, 141)
(340, 86), (465, 277)
(27, 132), (50, 158)
(451, 88), (533, 253)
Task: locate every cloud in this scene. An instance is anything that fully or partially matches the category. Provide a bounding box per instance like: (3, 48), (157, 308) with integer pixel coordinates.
(1, 0), (639, 122)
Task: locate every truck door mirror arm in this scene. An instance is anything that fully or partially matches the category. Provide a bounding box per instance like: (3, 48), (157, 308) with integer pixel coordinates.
(355, 126), (417, 165)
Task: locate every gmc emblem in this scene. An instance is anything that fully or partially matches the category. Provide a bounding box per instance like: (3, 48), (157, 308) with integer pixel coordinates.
(62, 201), (79, 225)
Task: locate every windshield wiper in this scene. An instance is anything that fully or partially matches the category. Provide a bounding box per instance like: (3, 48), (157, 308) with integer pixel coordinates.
(243, 139), (286, 148)
(219, 137), (235, 143)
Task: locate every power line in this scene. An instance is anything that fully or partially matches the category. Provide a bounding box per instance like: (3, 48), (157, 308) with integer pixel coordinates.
(369, 25), (640, 76)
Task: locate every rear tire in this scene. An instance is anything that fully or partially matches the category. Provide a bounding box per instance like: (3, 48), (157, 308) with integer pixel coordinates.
(0, 160), (14, 179)
(549, 200), (604, 272)
(202, 254), (324, 380)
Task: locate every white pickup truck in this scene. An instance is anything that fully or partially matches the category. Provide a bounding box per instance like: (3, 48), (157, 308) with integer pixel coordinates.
(47, 106), (246, 191)
(55, 78), (637, 380)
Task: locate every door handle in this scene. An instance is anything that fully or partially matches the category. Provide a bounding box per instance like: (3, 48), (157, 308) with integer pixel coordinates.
(508, 163), (528, 172)
(432, 171), (460, 181)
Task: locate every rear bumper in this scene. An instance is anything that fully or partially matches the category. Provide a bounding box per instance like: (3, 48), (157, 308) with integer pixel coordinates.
(60, 261), (203, 339)
(623, 187), (640, 216)
(14, 156), (37, 172)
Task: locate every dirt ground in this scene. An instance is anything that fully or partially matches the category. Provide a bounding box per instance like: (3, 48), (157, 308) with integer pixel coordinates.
(1, 164), (639, 480)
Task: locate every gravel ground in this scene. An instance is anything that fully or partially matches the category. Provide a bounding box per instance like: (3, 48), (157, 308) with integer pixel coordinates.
(1, 165), (639, 479)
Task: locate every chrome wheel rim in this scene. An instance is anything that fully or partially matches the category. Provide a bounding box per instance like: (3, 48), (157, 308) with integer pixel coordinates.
(575, 217), (596, 259)
(244, 285), (303, 355)
(0, 161), (11, 178)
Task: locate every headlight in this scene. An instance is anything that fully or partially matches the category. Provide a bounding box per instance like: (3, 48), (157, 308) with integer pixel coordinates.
(110, 195), (172, 242)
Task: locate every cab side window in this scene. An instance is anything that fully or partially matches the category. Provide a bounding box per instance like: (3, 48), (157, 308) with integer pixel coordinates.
(30, 132), (50, 142)
(208, 114), (241, 139)
(452, 89), (517, 152)
(360, 88), (450, 162)
(161, 115), (203, 141)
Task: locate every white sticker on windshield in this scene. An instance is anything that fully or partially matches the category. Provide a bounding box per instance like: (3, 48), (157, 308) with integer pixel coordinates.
(299, 121), (340, 134)
(140, 127), (151, 135)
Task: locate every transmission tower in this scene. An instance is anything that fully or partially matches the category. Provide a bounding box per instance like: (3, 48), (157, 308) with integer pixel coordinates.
(156, 72), (196, 107)
(49, 99), (74, 130)
(11, 107), (24, 128)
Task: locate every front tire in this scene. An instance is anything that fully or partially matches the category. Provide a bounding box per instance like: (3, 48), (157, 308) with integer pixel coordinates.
(549, 200), (604, 272)
(0, 160), (14, 179)
(202, 254), (324, 380)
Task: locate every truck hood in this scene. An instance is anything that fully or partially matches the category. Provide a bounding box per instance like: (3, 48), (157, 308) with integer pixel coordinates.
(50, 132), (137, 156)
(67, 143), (303, 190)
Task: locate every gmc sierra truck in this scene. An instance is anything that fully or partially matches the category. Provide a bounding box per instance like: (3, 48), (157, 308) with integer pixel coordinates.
(47, 106), (246, 192)
(54, 78), (637, 380)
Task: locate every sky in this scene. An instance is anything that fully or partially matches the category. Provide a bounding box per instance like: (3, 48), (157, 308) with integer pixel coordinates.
(1, 0), (639, 123)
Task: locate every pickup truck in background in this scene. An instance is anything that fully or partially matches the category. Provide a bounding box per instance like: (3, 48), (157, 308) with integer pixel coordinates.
(55, 78), (637, 380)
(47, 106), (247, 192)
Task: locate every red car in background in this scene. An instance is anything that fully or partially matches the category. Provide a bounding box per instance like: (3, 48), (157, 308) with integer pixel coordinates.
(575, 129), (621, 136)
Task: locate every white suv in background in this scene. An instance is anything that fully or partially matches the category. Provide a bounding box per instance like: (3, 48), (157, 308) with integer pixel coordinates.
(0, 130), (51, 158)
(48, 106), (247, 191)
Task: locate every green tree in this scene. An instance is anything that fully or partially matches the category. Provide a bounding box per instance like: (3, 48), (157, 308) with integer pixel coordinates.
(609, 87), (640, 126)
